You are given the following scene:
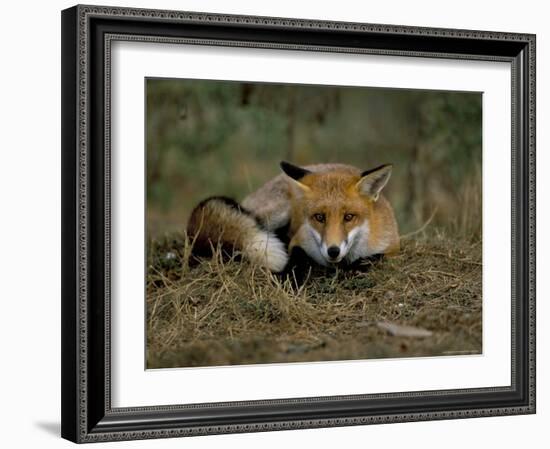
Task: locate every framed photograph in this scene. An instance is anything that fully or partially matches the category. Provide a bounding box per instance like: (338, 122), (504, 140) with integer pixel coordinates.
(61, 4), (536, 443)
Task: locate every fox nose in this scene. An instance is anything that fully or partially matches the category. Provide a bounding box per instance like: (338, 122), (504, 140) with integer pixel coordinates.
(327, 246), (340, 259)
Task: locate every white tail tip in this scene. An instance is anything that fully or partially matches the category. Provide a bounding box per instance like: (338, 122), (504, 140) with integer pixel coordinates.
(245, 231), (288, 272)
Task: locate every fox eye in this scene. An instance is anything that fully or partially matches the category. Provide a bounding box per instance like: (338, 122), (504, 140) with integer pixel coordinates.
(312, 213), (326, 223)
(344, 213), (355, 222)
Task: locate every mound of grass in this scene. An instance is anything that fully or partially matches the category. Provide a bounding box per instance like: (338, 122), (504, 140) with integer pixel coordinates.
(146, 232), (482, 368)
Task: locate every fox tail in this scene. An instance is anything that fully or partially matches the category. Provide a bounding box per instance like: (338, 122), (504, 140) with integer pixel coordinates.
(186, 196), (288, 272)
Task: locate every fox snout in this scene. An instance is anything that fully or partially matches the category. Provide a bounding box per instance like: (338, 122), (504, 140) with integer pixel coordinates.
(320, 221), (350, 263)
(327, 246), (340, 259)
(321, 239), (349, 264)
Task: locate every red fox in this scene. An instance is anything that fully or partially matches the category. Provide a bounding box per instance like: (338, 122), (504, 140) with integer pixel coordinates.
(187, 162), (399, 272)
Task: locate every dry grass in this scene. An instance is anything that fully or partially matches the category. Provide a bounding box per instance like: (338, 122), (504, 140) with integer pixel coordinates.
(146, 231), (482, 368)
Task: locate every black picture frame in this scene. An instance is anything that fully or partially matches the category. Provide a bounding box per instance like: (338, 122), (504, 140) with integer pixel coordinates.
(61, 4), (536, 443)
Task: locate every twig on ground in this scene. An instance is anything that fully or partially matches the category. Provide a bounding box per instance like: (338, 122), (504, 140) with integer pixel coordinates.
(400, 207), (438, 239)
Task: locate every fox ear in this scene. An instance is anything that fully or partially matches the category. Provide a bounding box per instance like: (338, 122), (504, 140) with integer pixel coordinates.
(280, 161), (311, 181)
(280, 161), (311, 193)
(356, 164), (392, 201)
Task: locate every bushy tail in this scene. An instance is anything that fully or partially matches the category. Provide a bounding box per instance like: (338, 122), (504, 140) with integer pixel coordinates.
(187, 196), (288, 272)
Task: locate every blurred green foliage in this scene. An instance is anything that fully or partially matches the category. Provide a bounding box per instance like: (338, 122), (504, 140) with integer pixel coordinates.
(146, 78), (482, 238)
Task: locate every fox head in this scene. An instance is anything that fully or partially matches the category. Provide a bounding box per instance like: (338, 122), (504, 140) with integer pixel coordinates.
(281, 161), (393, 266)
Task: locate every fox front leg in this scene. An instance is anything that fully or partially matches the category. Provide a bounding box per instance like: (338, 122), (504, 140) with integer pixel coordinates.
(278, 246), (315, 288)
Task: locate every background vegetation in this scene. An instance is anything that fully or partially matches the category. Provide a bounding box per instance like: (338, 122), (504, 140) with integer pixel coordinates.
(145, 78), (482, 368)
(146, 79), (482, 239)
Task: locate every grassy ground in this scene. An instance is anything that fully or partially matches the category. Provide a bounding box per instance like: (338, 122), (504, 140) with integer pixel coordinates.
(146, 232), (482, 369)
